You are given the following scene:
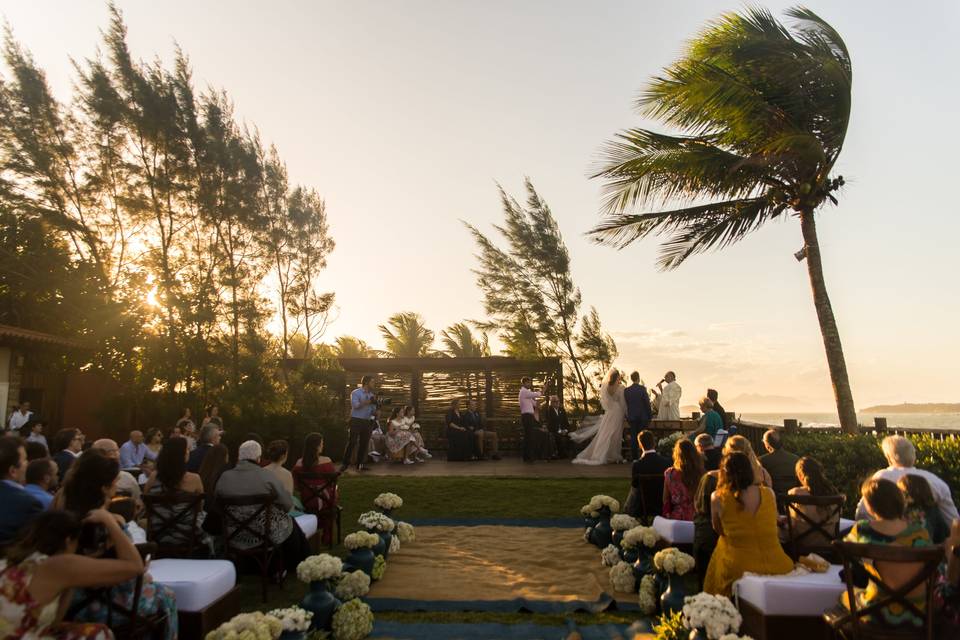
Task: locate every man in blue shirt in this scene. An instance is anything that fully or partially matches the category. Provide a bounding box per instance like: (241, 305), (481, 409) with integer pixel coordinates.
(0, 436), (43, 543)
(119, 430), (147, 470)
(341, 376), (377, 472)
(23, 457), (56, 509)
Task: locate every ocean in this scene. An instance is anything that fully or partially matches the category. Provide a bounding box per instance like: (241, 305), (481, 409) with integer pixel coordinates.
(739, 412), (960, 431)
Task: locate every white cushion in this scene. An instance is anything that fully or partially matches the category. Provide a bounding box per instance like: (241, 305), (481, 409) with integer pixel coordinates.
(839, 518), (855, 534)
(734, 564), (845, 616)
(652, 516), (694, 544)
(149, 559), (236, 612)
(295, 513), (318, 539)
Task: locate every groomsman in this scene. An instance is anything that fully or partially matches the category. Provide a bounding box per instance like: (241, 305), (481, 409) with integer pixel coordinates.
(545, 396), (571, 459)
(623, 372), (652, 461)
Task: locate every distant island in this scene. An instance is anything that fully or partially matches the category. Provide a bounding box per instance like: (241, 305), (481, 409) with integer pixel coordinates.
(861, 403), (960, 414)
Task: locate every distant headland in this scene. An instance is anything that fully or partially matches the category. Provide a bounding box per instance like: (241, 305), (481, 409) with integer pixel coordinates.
(861, 403), (960, 414)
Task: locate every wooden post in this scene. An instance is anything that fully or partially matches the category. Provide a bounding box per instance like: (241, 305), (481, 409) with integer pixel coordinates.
(410, 367), (421, 414)
(484, 369), (494, 418)
(783, 419), (799, 435)
(874, 417), (887, 433)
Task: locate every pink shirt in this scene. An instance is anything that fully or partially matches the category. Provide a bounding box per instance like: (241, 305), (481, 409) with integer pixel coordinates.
(519, 386), (542, 415)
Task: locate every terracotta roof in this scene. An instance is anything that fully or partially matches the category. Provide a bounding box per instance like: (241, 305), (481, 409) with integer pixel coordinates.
(0, 324), (88, 349)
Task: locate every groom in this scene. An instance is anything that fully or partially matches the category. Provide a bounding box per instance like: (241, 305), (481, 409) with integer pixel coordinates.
(623, 372), (652, 461)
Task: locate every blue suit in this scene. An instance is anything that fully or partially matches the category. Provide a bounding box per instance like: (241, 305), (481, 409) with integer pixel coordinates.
(0, 481), (43, 544)
(623, 383), (653, 461)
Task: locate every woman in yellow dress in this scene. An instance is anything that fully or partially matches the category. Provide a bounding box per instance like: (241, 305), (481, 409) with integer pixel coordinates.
(704, 452), (794, 595)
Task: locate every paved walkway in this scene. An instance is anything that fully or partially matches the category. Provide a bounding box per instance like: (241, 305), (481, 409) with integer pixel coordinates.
(345, 455), (631, 478)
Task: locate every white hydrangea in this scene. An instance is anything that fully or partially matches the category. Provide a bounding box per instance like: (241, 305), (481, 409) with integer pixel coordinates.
(389, 535), (400, 553)
(296, 554), (343, 583)
(621, 525), (660, 549)
(682, 593), (743, 640)
(609, 560), (636, 593)
(718, 635), (754, 640)
(205, 612), (282, 640)
(335, 570), (372, 601)
(358, 511), (395, 533)
(344, 531), (380, 550)
(638, 574), (657, 615)
(331, 598), (374, 640)
(580, 504), (596, 517)
(266, 607), (312, 632)
(654, 547), (695, 576)
(600, 544), (621, 567)
(588, 494), (621, 513)
(395, 521), (415, 543)
(610, 514), (640, 531)
(373, 493), (403, 510)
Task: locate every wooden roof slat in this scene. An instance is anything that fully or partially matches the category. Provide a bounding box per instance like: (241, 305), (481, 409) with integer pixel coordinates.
(337, 356), (561, 373)
(0, 324), (88, 349)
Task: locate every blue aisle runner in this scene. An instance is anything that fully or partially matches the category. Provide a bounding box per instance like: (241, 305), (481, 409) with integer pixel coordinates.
(404, 517), (583, 528)
(370, 620), (645, 640)
(367, 594), (640, 614)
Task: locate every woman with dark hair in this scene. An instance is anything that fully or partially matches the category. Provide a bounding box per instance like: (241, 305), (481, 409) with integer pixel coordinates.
(898, 474), (950, 544)
(144, 429), (163, 461)
(265, 440), (294, 496)
(292, 433), (338, 545)
(784, 456), (840, 545)
(60, 449), (179, 639)
(143, 437), (206, 553)
(703, 452), (793, 595)
(386, 406), (421, 464)
(0, 510), (141, 639)
(445, 399), (474, 462)
(663, 438), (704, 520)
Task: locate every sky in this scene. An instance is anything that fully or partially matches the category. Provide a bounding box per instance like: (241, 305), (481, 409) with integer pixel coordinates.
(2, 0), (958, 411)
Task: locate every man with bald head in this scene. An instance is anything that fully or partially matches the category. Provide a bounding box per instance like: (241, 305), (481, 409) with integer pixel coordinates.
(119, 430), (148, 470)
(93, 438), (141, 500)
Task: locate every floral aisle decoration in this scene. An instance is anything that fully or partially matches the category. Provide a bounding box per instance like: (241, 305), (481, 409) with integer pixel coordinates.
(331, 599), (375, 640)
(389, 535), (400, 553)
(581, 503), (599, 528)
(681, 593), (743, 640)
(609, 560), (637, 593)
(585, 495), (620, 548)
(296, 554), (343, 631)
(373, 492), (403, 515)
(620, 525), (660, 567)
(395, 521), (415, 543)
(610, 514), (640, 548)
(343, 531), (379, 576)
(600, 544), (621, 567)
(653, 548), (695, 615)
(205, 612), (282, 640)
(267, 607), (312, 639)
(335, 570), (372, 601)
(371, 554), (387, 581)
(638, 574), (658, 615)
(358, 511), (396, 558)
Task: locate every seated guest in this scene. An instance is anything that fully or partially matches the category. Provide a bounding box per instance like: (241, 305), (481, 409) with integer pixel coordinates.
(6, 401), (32, 433)
(25, 439), (49, 462)
(936, 519), (960, 628)
(695, 433), (721, 471)
(292, 432), (338, 545)
(0, 509), (140, 639)
(187, 423), (222, 472)
(22, 419), (48, 448)
(856, 435), (959, 524)
(784, 456), (840, 546)
(464, 399), (500, 461)
(144, 436), (207, 552)
(198, 443), (230, 535)
(0, 436), (43, 543)
(723, 435), (773, 488)
(545, 395), (571, 459)
(385, 407), (422, 464)
(704, 452), (793, 595)
(118, 430), (148, 470)
(843, 478), (932, 628)
(265, 440), (295, 494)
(625, 431), (671, 518)
(216, 440), (311, 573)
(51, 428), (84, 482)
(898, 474), (950, 544)
(176, 407), (195, 433)
(445, 399), (475, 461)
(759, 429), (800, 498)
(24, 457), (58, 510)
(91, 439), (141, 501)
(693, 466), (720, 587)
(691, 397), (724, 441)
(62, 449), (178, 637)
(144, 428), (163, 461)
(706, 388), (731, 429)
(202, 405), (224, 431)
(663, 438), (704, 521)
(137, 458), (155, 486)
(401, 406), (431, 458)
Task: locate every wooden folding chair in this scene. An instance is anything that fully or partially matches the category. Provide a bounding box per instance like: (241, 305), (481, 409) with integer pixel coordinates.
(823, 540), (943, 640)
(294, 470), (342, 548)
(143, 491), (205, 558)
(783, 493), (846, 561)
(631, 473), (665, 524)
(217, 493), (282, 603)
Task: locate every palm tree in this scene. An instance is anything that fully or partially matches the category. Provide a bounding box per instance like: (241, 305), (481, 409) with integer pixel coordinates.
(379, 312), (435, 357)
(589, 7), (858, 433)
(440, 322), (491, 358)
(334, 335), (373, 358)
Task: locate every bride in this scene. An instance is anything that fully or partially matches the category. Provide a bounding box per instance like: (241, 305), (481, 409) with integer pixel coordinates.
(571, 368), (626, 465)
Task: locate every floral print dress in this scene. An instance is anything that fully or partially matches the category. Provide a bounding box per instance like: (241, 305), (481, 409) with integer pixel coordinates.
(663, 467), (696, 520)
(0, 553), (113, 639)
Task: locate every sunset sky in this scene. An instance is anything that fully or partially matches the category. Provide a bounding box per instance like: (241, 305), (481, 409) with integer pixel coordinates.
(3, 0), (958, 410)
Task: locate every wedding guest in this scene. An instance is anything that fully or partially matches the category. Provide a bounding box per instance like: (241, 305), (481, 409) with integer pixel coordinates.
(545, 395), (571, 459)
(25, 439), (49, 461)
(24, 457), (58, 510)
(144, 428), (163, 461)
(292, 432), (339, 545)
(176, 407), (195, 432)
(7, 401), (32, 433)
(856, 435), (959, 524)
(445, 399), (475, 461)
(187, 423), (221, 472)
(118, 430), (147, 470)
(663, 439), (704, 521)
(843, 478), (932, 628)
(695, 433), (721, 471)
(624, 372), (653, 461)
(784, 456), (840, 547)
(198, 443), (229, 535)
(265, 440), (295, 494)
(52, 428), (84, 481)
(935, 520), (960, 628)
(402, 406), (431, 458)
(0, 436), (43, 543)
(202, 404), (224, 430)
(519, 376), (551, 462)
(23, 418), (48, 448)
(144, 436), (207, 552)
(342, 376), (376, 472)
(759, 429), (800, 498)
(91, 439), (141, 500)
(706, 388), (732, 428)
(723, 435), (772, 488)
(691, 397), (724, 441)
(0, 509), (137, 639)
(137, 458), (154, 486)
(704, 452), (794, 595)
(182, 421), (197, 451)
(898, 474), (950, 544)
(625, 431), (671, 518)
(654, 371), (682, 420)
(693, 467), (720, 586)
(464, 399), (499, 461)
(384, 407), (419, 464)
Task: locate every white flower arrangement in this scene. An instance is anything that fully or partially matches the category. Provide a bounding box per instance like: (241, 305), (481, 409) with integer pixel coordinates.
(587, 494), (621, 514)
(653, 547), (695, 575)
(266, 607), (312, 633)
(296, 554), (343, 583)
(371, 554), (386, 581)
(373, 493), (403, 511)
(600, 544), (621, 567)
(389, 535), (400, 553)
(621, 525), (660, 550)
(358, 511), (395, 533)
(344, 531), (380, 551)
(718, 635), (754, 640)
(580, 504), (594, 517)
(331, 598), (374, 640)
(610, 514), (640, 531)
(682, 593), (743, 640)
(335, 570), (372, 601)
(395, 521), (415, 543)
(609, 560), (636, 593)
(638, 574), (657, 615)
(205, 612), (282, 640)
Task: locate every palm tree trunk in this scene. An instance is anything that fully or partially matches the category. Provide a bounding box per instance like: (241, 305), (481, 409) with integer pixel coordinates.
(799, 210), (858, 433)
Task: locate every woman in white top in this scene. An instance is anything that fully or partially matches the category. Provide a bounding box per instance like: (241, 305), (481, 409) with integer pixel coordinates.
(402, 406), (431, 459)
(385, 407), (421, 464)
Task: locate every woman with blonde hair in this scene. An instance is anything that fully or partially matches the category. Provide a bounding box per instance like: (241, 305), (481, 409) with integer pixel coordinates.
(723, 435), (772, 488)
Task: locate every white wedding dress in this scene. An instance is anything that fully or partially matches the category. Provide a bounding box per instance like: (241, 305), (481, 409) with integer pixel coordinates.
(571, 380), (626, 465)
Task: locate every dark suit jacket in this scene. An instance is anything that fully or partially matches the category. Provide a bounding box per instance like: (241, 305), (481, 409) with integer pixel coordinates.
(53, 450), (76, 483)
(760, 448), (801, 496)
(0, 481), (43, 544)
(702, 447), (722, 472)
(462, 410), (484, 431)
(623, 383), (652, 425)
(187, 443), (212, 473)
(545, 407), (570, 433)
(628, 451), (671, 518)
(711, 400), (732, 428)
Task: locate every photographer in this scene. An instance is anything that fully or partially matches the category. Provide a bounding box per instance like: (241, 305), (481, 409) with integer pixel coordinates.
(341, 375), (379, 472)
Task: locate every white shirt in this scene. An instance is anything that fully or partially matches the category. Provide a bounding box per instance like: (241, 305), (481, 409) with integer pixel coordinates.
(657, 382), (682, 420)
(855, 466), (959, 524)
(519, 387), (542, 415)
(8, 410), (31, 432)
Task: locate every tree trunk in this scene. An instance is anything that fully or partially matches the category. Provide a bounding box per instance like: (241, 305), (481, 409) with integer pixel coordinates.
(799, 210), (858, 433)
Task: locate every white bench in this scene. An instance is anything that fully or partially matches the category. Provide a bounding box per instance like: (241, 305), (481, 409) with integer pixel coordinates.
(295, 513), (319, 540)
(150, 559), (240, 637)
(734, 565), (845, 640)
(652, 516), (694, 545)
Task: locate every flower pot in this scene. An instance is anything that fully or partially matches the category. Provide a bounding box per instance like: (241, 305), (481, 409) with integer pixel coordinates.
(621, 546), (640, 564)
(368, 529), (387, 557)
(588, 508), (613, 548)
(379, 532), (393, 559)
(611, 530), (625, 549)
(583, 515), (599, 530)
(633, 549), (654, 577)
(689, 629), (708, 640)
(660, 573), (687, 616)
(279, 632), (306, 640)
(300, 580), (341, 631)
(346, 547), (376, 577)
(377, 507), (394, 517)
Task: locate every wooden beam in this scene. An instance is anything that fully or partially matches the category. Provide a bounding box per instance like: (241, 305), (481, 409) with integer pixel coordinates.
(337, 356), (561, 374)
